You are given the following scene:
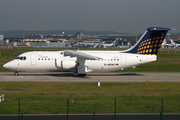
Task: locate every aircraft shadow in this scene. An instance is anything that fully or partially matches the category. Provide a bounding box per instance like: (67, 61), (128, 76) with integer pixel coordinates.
(1, 72), (143, 78)
(87, 73), (143, 76)
(44, 72), (143, 78)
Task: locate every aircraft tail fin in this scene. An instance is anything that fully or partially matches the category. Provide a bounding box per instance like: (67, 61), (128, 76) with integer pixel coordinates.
(101, 41), (106, 44)
(111, 40), (116, 45)
(170, 39), (176, 45)
(162, 37), (167, 44)
(123, 27), (170, 55)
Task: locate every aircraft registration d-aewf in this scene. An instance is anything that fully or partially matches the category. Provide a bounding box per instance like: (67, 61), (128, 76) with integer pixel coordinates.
(3, 27), (170, 76)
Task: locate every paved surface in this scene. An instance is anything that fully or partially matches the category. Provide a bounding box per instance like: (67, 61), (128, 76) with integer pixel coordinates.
(0, 72), (180, 82)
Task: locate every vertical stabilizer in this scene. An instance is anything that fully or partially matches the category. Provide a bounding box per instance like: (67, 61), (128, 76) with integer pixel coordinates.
(124, 27), (170, 55)
(170, 39), (176, 45)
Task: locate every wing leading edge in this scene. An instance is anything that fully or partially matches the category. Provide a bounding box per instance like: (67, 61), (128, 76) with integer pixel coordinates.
(64, 50), (101, 60)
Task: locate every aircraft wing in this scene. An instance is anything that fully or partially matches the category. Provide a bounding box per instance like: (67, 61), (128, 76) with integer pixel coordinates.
(64, 50), (101, 60)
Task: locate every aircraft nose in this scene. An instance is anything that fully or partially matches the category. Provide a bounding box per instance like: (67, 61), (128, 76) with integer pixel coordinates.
(3, 63), (11, 69)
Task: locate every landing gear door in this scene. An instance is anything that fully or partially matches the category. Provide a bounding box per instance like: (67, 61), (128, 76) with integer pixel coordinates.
(31, 53), (37, 66)
(120, 54), (126, 66)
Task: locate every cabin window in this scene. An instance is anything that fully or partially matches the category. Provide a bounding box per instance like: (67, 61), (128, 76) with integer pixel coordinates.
(48, 58), (50, 60)
(42, 58), (43, 60)
(117, 59), (119, 61)
(38, 58), (40, 60)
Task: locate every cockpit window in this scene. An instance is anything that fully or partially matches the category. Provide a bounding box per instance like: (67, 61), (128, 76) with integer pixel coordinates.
(15, 56), (26, 60)
(20, 57), (23, 60)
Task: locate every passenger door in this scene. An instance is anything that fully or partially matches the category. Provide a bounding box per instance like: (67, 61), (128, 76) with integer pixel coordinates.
(120, 54), (126, 66)
(30, 53), (37, 66)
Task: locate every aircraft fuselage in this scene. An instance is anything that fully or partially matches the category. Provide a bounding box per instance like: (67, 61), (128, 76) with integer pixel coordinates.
(3, 51), (156, 73)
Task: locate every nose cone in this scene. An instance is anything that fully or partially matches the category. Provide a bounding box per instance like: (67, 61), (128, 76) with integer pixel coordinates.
(3, 62), (11, 69)
(3, 60), (18, 71)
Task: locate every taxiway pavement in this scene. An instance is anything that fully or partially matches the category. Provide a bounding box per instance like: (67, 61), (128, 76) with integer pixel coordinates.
(0, 72), (179, 82)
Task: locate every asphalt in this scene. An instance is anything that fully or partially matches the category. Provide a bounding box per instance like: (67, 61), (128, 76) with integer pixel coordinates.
(0, 72), (180, 82)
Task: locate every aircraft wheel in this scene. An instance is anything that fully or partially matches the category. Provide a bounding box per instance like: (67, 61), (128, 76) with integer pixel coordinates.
(78, 74), (87, 77)
(14, 72), (18, 76)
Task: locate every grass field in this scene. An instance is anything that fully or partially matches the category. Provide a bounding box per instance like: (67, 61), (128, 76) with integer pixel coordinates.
(0, 82), (180, 114)
(0, 47), (180, 72)
(0, 47), (180, 114)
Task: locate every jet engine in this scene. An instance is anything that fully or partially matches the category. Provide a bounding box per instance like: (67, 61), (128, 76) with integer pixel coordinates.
(62, 61), (76, 69)
(56, 60), (76, 69)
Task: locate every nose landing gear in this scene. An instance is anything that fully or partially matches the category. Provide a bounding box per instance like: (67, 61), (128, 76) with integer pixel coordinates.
(14, 71), (19, 76)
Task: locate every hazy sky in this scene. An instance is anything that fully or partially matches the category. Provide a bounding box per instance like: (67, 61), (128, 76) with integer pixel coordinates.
(0, 0), (180, 34)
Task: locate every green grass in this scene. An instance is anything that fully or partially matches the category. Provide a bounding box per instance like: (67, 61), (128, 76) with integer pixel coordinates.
(0, 48), (180, 114)
(0, 82), (180, 114)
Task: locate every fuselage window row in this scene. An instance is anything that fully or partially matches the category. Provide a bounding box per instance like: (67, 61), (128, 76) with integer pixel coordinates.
(38, 58), (52, 60)
(37, 58), (119, 61)
(87, 59), (119, 61)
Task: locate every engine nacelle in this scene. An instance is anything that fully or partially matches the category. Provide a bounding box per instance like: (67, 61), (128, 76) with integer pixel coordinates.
(55, 59), (76, 69)
(62, 61), (76, 69)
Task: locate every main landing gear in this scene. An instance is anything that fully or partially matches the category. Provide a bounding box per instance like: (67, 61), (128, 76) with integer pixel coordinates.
(14, 71), (19, 76)
(78, 74), (87, 77)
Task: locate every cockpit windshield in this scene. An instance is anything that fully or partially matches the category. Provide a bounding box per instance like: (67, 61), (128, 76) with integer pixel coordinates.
(15, 56), (26, 60)
(15, 57), (20, 59)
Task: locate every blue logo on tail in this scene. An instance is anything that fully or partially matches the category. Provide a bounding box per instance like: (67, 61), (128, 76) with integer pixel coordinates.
(124, 27), (170, 55)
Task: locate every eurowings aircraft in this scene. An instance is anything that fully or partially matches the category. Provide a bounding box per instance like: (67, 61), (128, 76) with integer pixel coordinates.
(3, 27), (170, 76)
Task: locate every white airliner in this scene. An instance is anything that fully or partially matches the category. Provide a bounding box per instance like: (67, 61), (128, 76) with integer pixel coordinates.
(161, 38), (173, 48)
(101, 40), (116, 48)
(3, 27), (170, 76)
(83, 41), (105, 48)
(170, 39), (180, 48)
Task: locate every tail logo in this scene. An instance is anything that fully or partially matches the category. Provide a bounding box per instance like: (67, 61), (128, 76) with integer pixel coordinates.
(123, 27), (170, 55)
(137, 36), (164, 55)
